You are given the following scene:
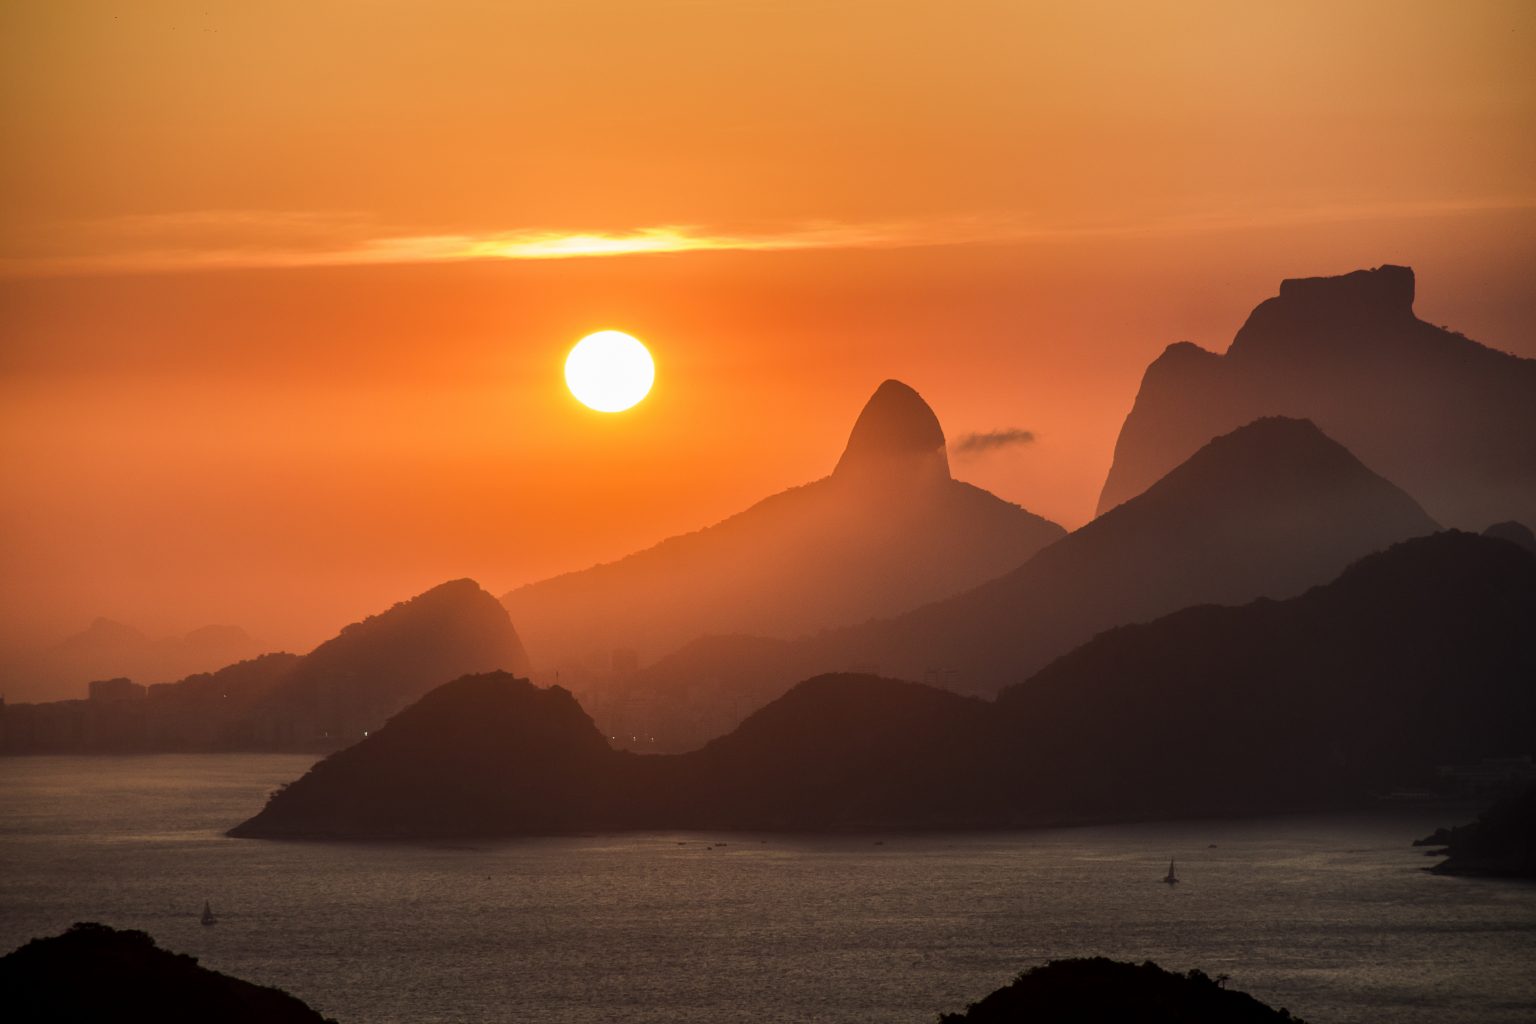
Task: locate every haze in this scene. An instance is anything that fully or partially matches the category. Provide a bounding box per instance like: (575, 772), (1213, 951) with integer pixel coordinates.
(3, 0), (1533, 658)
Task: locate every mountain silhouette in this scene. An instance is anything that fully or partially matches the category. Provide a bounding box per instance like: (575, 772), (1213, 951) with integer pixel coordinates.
(0, 579), (530, 753)
(501, 379), (1064, 674)
(605, 416), (1439, 750)
(230, 670), (1016, 837)
(1097, 265), (1536, 528)
(675, 674), (1011, 828)
(992, 530), (1536, 819)
(1483, 520), (1536, 555)
(232, 672), (618, 838)
(246, 578), (531, 746)
(232, 530), (1535, 838)
(1, 617), (266, 703)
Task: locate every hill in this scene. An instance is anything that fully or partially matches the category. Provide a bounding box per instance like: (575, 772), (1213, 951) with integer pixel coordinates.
(938, 958), (1307, 1023)
(994, 530), (1536, 819)
(0, 618), (264, 704)
(232, 671), (622, 838)
(0, 579), (529, 753)
(501, 379), (1064, 673)
(232, 531), (1534, 838)
(252, 578), (530, 746)
(0, 922), (335, 1023)
(609, 416), (1438, 750)
(1097, 265), (1536, 529)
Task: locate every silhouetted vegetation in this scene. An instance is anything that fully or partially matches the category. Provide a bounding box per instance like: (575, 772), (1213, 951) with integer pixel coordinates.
(0, 922), (336, 1023)
(937, 958), (1307, 1023)
(1416, 785), (1536, 878)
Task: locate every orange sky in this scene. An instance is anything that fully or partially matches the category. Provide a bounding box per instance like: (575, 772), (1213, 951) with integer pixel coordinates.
(2, 1), (1533, 654)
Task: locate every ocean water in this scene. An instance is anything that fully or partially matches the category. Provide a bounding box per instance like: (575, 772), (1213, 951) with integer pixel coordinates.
(1, 756), (1533, 1023)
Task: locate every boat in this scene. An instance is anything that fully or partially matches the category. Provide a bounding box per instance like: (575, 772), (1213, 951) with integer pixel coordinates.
(1163, 859), (1179, 885)
(200, 901), (218, 926)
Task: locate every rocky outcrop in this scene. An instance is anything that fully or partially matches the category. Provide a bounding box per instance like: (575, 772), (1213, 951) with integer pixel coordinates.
(832, 378), (950, 481)
(1098, 266), (1536, 530)
(502, 379), (1064, 674)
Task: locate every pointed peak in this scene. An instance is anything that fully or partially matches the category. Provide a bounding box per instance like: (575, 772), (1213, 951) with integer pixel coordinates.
(833, 379), (950, 480)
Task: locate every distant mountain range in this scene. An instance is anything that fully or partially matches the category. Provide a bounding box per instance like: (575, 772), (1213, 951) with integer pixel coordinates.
(603, 415), (1439, 751)
(0, 580), (528, 753)
(501, 379), (1065, 673)
(0, 618), (265, 704)
(231, 529), (1536, 838)
(1097, 265), (1536, 529)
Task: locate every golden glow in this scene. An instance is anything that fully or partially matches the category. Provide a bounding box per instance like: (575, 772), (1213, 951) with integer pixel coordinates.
(564, 331), (655, 413)
(2, 0), (1533, 669)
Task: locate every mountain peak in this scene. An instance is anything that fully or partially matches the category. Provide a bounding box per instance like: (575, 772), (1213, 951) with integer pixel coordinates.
(833, 379), (950, 480)
(1147, 415), (1416, 501)
(1277, 263), (1414, 314)
(1233, 265), (1418, 353)
(1096, 266), (1536, 527)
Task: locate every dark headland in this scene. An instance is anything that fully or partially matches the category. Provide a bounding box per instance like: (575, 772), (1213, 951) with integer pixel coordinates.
(1416, 785), (1536, 879)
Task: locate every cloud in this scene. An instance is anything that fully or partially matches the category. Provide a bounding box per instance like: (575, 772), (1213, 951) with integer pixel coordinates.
(6, 194), (1535, 277)
(952, 428), (1036, 455)
(0, 217), (990, 277)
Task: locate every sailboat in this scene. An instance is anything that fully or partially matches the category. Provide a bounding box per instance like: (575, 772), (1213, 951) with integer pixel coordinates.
(200, 901), (218, 926)
(1163, 859), (1179, 885)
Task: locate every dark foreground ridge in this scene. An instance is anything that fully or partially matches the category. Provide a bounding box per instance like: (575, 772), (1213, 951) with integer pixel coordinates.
(232, 531), (1536, 838)
(0, 922), (336, 1024)
(939, 958), (1307, 1023)
(1415, 784), (1536, 878)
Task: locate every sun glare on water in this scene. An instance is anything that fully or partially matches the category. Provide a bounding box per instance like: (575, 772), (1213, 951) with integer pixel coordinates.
(565, 331), (655, 413)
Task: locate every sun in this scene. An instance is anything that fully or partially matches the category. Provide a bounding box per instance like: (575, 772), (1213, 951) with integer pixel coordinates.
(564, 331), (655, 413)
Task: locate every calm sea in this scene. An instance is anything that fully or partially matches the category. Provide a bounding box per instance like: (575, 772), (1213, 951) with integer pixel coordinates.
(1, 755), (1533, 1023)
